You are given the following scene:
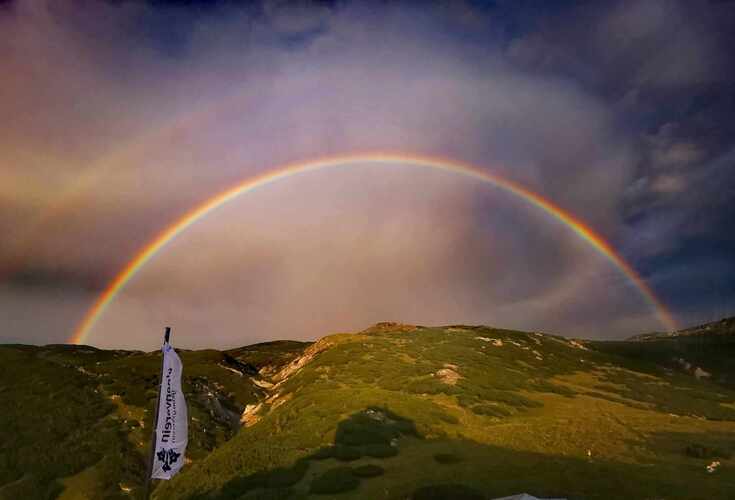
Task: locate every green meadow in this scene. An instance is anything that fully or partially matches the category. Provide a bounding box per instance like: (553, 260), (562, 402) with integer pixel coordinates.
(1, 321), (734, 499)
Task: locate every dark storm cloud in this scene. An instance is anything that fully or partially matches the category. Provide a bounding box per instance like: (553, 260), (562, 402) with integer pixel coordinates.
(5, 266), (100, 291)
(1, 0), (734, 347)
(502, 0), (735, 326)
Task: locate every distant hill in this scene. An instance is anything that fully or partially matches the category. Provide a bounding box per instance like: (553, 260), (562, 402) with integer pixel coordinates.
(1, 322), (735, 500)
(591, 317), (735, 388)
(627, 317), (735, 342)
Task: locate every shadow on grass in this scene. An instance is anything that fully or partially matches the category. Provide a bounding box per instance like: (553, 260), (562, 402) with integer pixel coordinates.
(209, 406), (415, 500)
(639, 430), (735, 460)
(184, 407), (735, 500)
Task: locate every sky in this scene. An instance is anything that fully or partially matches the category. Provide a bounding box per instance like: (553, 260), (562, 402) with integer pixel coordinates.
(1, 0), (734, 350)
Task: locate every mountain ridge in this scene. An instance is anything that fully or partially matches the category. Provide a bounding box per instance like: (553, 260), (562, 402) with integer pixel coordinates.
(627, 317), (735, 342)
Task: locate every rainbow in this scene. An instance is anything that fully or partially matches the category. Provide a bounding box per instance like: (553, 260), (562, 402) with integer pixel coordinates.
(69, 153), (678, 344)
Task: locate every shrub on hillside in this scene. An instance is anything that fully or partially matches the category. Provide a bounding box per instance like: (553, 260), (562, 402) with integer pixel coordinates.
(685, 444), (733, 459)
(332, 445), (362, 461)
(405, 378), (459, 396)
(352, 464), (384, 477)
(433, 453), (463, 464)
(265, 459), (309, 488)
(412, 483), (484, 500)
(362, 443), (398, 458)
(531, 380), (576, 397)
(471, 404), (511, 417)
(240, 487), (294, 500)
(310, 447), (334, 460)
(309, 466), (359, 494)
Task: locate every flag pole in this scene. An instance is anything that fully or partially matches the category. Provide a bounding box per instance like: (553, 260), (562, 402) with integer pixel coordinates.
(143, 326), (171, 500)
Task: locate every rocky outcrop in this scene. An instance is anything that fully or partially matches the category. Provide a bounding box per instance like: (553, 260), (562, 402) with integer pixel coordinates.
(271, 337), (335, 385)
(234, 337), (337, 428)
(190, 377), (242, 431)
(361, 322), (420, 334)
(476, 336), (503, 346)
(436, 365), (461, 385)
(240, 403), (263, 427)
(222, 353), (259, 376)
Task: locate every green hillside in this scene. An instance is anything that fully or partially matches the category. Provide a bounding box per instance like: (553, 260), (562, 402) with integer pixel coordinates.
(591, 317), (735, 388)
(0, 341), (308, 499)
(2, 322), (735, 499)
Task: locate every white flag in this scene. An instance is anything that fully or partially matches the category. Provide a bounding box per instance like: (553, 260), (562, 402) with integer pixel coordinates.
(151, 343), (188, 479)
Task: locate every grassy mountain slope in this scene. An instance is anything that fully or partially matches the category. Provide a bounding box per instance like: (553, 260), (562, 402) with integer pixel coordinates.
(0, 341), (309, 500)
(2, 321), (734, 499)
(156, 323), (735, 500)
(591, 317), (735, 388)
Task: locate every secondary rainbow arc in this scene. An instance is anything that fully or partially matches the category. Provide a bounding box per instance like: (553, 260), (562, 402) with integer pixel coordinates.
(70, 153), (678, 344)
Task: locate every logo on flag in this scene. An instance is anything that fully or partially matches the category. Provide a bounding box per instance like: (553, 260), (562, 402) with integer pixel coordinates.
(156, 448), (181, 472)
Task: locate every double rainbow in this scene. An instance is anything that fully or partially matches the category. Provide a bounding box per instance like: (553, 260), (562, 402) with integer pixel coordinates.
(69, 154), (677, 344)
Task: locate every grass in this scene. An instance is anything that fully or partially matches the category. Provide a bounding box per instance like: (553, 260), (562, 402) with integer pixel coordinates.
(3, 322), (735, 499)
(154, 324), (735, 499)
(0, 341), (308, 498)
(0, 345), (125, 497)
(590, 320), (735, 388)
(685, 444), (733, 460)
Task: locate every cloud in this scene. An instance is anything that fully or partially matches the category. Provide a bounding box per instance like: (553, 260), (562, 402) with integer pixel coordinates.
(507, 0), (731, 93)
(1, 0), (733, 347)
(649, 175), (686, 195)
(263, 0), (332, 35)
(645, 122), (705, 170)
(599, 0), (722, 89)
